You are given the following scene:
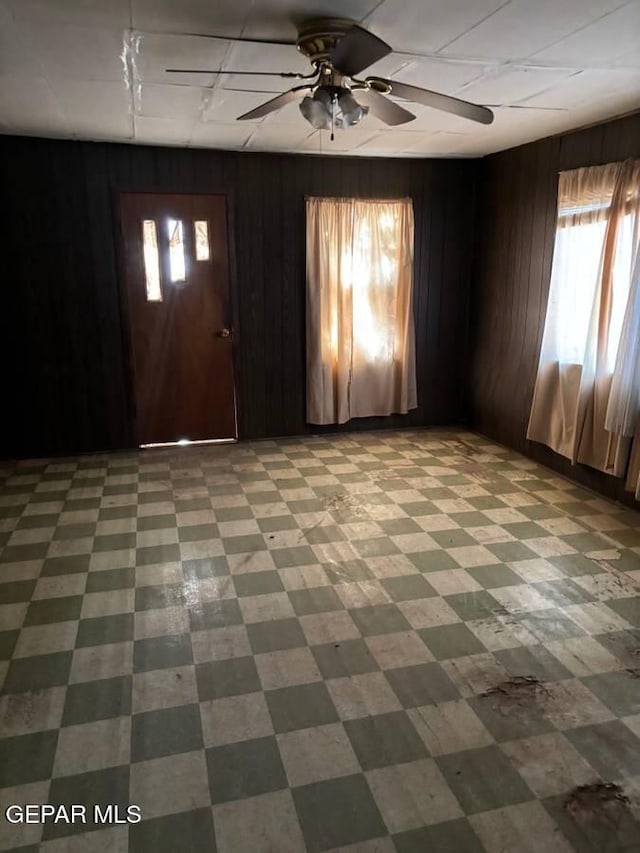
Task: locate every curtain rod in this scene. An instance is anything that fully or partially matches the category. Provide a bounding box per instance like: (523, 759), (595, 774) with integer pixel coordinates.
(557, 156), (639, 175)
(304, 196), (413, 202)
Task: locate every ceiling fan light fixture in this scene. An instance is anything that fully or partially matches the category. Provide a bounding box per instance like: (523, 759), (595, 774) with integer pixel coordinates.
(299, 86), (369, 132)
(335, 90), (368, 128)
(299, 88), (333, 130)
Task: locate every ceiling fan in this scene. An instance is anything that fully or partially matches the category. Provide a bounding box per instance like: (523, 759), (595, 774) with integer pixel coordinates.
(167, 18), (494, 137)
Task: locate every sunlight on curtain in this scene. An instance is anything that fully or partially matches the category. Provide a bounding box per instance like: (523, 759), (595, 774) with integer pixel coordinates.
(607, 249), (640, 438)
(548, 221), (606, 364)
(544, 211), (635, 372)
(306, 197), (417, 425)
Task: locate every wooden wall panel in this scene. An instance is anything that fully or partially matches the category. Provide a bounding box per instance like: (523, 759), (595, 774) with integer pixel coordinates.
(470, 112), (640, 505)
(1, 136), (476, 457)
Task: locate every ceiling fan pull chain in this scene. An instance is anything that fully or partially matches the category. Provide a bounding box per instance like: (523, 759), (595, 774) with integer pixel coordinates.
(331, 94), (335, 142)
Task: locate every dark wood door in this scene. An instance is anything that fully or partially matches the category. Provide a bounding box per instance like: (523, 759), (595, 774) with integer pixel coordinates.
(119, 193), (236, 444)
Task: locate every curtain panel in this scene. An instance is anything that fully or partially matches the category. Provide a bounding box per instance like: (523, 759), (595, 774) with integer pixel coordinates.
(306, 197), (417, 425)
(527, 158), (640, 498)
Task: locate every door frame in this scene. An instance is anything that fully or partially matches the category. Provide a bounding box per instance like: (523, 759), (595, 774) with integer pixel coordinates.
(113, 187), (243, 447)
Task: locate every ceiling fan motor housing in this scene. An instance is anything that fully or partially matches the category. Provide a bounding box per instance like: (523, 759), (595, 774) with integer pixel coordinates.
(296, 18), (356, 64)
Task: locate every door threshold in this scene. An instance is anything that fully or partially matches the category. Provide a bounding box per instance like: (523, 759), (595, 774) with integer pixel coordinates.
(140, 438), (237, 449)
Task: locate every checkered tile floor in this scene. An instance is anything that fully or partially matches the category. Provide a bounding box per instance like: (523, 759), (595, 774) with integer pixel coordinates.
(1, 429), (640, 852)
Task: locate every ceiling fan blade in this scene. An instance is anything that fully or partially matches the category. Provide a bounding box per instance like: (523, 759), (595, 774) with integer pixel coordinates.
(330, 25), (392, 77)
(354, 89), (415, 126)
(373, 78), (494, 125)
(237, 85), (314, 120)
(485, 104), (568, 111)
(166, 69), (310, 78)
(167, 34), (296, 47)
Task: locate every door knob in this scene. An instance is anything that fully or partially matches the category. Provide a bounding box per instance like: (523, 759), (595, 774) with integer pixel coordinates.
(218, 328), (231, 338)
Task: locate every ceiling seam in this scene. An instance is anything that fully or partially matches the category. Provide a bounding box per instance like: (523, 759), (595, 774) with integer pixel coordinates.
(434, 0), (514, 54)
(523, 0), (634, 62)
(360, 0), (390, 26)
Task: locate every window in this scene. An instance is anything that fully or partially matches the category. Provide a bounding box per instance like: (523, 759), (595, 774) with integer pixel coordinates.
(306, 197), (417, 425)
(528, 158), (640, 477)
(547, 180), (635, 372)
(194, 220), (210, 261)
(167, 218), (186, 282)
(336, 211), (401, 364)
(142, 220), (162, 302)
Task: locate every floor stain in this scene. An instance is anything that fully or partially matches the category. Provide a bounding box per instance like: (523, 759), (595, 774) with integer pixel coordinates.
(2, 689), (46, 730)
(324, 493), (369, 517)
(564, 782), (631, 827)
(587, 553), (640, 595)
(480, 675), (551, 714)
(462, 465), (508, 486)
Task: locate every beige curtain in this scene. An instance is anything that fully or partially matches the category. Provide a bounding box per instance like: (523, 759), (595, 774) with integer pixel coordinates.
(527, 159), (640, 497)
(627, 423), (640, 500)
(306, 197), (417, 424)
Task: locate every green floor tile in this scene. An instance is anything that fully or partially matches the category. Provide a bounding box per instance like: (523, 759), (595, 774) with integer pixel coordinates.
(393, 818), (485, 853)
(62, 675), (132, 726)
(206, 736), (287, 804)
(0, 729), (58, 787)
(3, 651), (72, 693)
(436, 746), (534, 814)
(132, 703), (203, 762)
(343, 711), (428, 769)
(44, 765), (130, 839)
(385, 662), (460, 708)
(293, 773), (387, 852)
(418, 623), (486, 659)
(265, 682), (339, 733)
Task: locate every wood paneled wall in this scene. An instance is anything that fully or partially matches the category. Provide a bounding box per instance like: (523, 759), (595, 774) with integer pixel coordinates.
(2, 136), (476, 457)
(470, 112), (640, 505)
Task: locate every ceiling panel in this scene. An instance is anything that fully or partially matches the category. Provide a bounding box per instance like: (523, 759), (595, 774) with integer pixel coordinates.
(404, 131), (473, 156)
(139, 84), (208, 119)
(458, 67), (579, 105)
(25, 24), (125, 82)
(0, 76), (69, 135)
(203, 89), (269, 122)
(4, 0), (130, 28)
(189, 121), (254, 148)
(440, 0), (625, 61)
(134, 115), (195, 144)
(611, 47), (640, 69)
(136, 33), (231, 87)
(437, 108), (564, 155)
(358, 52), (421, 81)
(532, 2), (640, 67)
(0, 4), (37, 77)
(245, 122), (314, 149)
(221, 42), (310, 93)
(356, 128), (428, 152)
(487, 101), (640, 152)
(240, 0), (381, 41)
(299, 127), (379, 153)
(385, 56), (489, 95)
(51, 79), (132, 139)
(131, 0), (253, 37)
(416, 105), (549, 154)
(364, 0), (506, 54)
(523, 68), (640, 109)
